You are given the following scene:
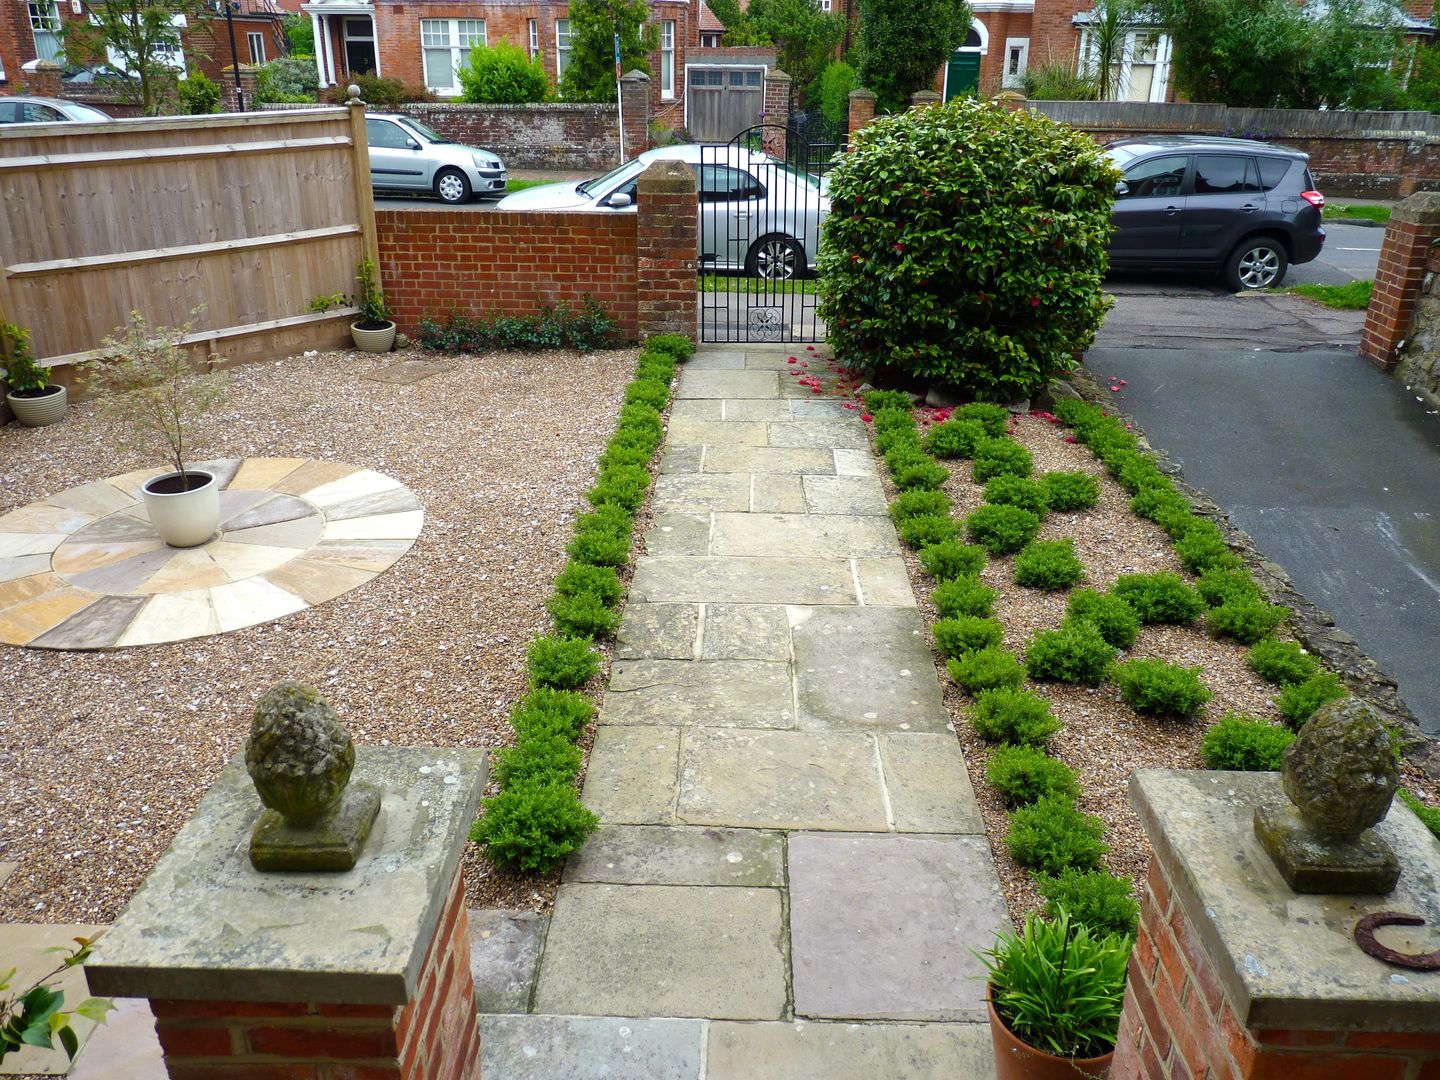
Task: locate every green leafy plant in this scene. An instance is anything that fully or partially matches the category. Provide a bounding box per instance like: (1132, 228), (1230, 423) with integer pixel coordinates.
(625, 378), (671, 411)
(1246, 639), (1320, 686)
(949, 646), (1027, 694)
(969, 687), (1062, 745)
(494, 733), (584, 788)
(956, 403), (1012, 437)
(559, 0), (656, 101)
(1038, 470), (1101, 512)
(1196, 567), (1264, 608)
(1021, 59), (1099, 101)
(644, 333), (695, 360)
(510, 687), (596, 741)
(885, 443), (932, 475)
(872, 405), (918, 435)
(526, 635), (601, 690)
(176, 69), (221, 114)
(458, 41), (549, 103)
(973, 437), (1035, 482)
(1109, 451), (1171, 496)
(588, 464), (652, 512)
(898, 513), (962, 548)
(1006, 796), (1109, 875)
(875, 426), (922, 456)
(920, 540), (989, 581)
(470, 781), (598, 871)
(1025, 619), (1114, 687)
(986, 745), (1080, 808)
(818, 100), (1115, 401)
(1013, 539), (1085, 591)
(893, 458), (951, 492)
(983, 474), (1048, 516)
(547, 590), (621, 639)
(415, 299), (614, 353)
(965, 504), (1042, 556)
(352, 258), (392, 327)
(1066, 588), (1139, 650)
(555, 562), (623, 606)
(1113, 658), (1211, 718)
(817, 59), (858, 123)
(854, 0), (972, 112)
(1130, 486), (1191, 529)
(890, 489), (952, 522)
(1206, 598), (1287, 644)
(1037, 870), (1139, 938)
(1, 322), (50, 395)
(1111, 572), (1205, 625)
(0, 937), (113, 1065)
(1174, 519), (1242, 575)
(925, 419), (987, 459)
(932, 615), (1005, 658)
(931, 575), (998, 618)
(862, 388), (914, 413)
(255, 56), (319, 103)
(1201, 713), (1295, 770)
(349, 73), (435, 107)
(1278, 673), (1347, 729)
(306, 291), (348, 315)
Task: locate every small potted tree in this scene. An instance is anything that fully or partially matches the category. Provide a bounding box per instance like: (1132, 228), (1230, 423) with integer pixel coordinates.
(3, 322), (67, 428)
(977, 907), (1130, 1080)
(350, 258), (396, 353)
(89, 312), (228, 548)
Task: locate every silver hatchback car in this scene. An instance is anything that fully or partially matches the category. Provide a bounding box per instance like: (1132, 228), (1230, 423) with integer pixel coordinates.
(0, 96), (113, 124)
(365, 113), (506, 204)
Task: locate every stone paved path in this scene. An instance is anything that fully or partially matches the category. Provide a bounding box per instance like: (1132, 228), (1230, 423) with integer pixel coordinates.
(481, 345), (1006, 1079)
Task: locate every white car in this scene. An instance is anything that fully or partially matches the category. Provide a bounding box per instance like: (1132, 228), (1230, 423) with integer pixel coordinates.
(365, 113), (506, 204)
(497, 144), (830, 280)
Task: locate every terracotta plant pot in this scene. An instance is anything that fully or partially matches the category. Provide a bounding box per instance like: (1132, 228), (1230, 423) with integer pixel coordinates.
(6, 384), (67, 428)
(142, 469), (219, 548)
(351, 320), (396, 353)
(988, 996), (1115, 1080)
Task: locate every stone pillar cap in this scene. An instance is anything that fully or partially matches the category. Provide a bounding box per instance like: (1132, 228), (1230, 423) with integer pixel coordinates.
(620, 69), (651, 83)
(1393, 190), (1440, 226)
(765, 69), (792, 83)
(22, 58), (63, 71)
(848, 87), (877, 100)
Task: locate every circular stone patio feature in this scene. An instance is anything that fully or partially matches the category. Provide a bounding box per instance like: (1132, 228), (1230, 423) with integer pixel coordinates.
(0, 458), (423, 649)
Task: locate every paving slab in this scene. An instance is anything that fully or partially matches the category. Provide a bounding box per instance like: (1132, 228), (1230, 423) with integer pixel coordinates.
(705, 1021), (996, 1079)
(604, 658), (794, 728)
(630, 556), (858, 605)
(0, 923), (106, 1075)
(801, 475), (889, 516)
(580, 727), (680, 825)
(701, 603), (792, 660)
(658, 444), (703, 474)
(832, 448), (878, 477)
(855, 558), (919, 607)
(678, 728), (890, 831)
(677, 370), (779, 399)
(791, 606), (950, 733)
(615, 602), (699, 660)
(480, 1015), (703, 1080)
(533, 884), (787, 1019)
(468, 909), (548, 1013)
(564, 825), (785, 887)
(684, 349), (747, 370)
(667, 399), (723, 420)
(652, 474), (751, 513)
(880, 734), (985, 834)
(701, 446), (837, 475)
(788, 833), (1009, 1022)
(68, 997), (164, 1080)
(666, 419), (769, 447)
(767, 419), (870, 450)
(750, 473), (808, 513)
(644, 513), (711, 557)
(710, 513), (899, 559)
(791, 399), (855, 419)
(723, 399), (794, 421)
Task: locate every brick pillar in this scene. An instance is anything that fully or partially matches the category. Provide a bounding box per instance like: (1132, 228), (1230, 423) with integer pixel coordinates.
(762, 69), (791, 159)
(636, 159), (697, 339)
(994, 89), (1027, 112)
(847, 88), (876, 145)
(1360, 191), (1440, 372)
(620, 70), (651, 163)
(910, 89), (941, 109)
(220, 65), (260, 113)
(20, 58), (63, 97)
(1112, 770), (1440, 1080)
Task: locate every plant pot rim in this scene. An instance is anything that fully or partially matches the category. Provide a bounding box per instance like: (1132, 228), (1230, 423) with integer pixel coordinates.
(986, 989), (1116, 1067)
(352, 318), (396, 332)
(6, 384), (63, 400)
(143, 468), (217, 495)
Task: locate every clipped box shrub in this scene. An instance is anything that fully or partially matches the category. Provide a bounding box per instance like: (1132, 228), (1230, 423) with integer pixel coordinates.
(949, 645), (1027, 694)
(624, 378), (671, 411)
(986, 744), (1080, 808)
(1111, 572), (1205, 625)
(511, 687), (596, 741)
(890, 489), (952, 522)
(1066, 588), (1139, 650)
(568, 526), (632, 568)
(818, 100), (1115, 402)
(966, 504), (1042, 555)
(893, 458), (951, 491)
(644, 333), (695, 359)
(1037, 470), (1101, 512)
(1025, 619), (1114, 687)
(873, 405), (918, 432)
(1006, 794), (1108, 875)
(1201, 712), (1295, 771)
(547, 590), (621, 639)
(933, 615), (1005, 657)
(600, 442), (653, 471)
(617, 402), (663, 440)
(885, 443), (933, 475)
(925, 419), (987, 459)
(1206, 598), (1287, 644)
(555, 562), (623, 605)
(1196, 567), (1264, 608)
(1246, 639), (1320, 686)
(920, 540), (989, 581)
(983, 474), (1048, 516)
(899, 514), (962, 548)
(527, 635), (601, 689)
(931, 575), (998, 618)
(1013, 539), (1085, 591)
(862, 388), (913, 413)
(1278, 673), (1347, 729)
(1110, 452), (1170, 495)
(972, 437), (1034, 482)
(1175, 520), (1243, 575)
(1038, 869), (1139, 937)
(588, 464), (652, 511)
(876, 426), (923, 456)
(494, 733), (584, 788)
(470, 781), (599, 872)
(955, 402), (1012, 437)
(1130, 486), (1190, 527)
(1113, 658), (1211, 718)
(634, 355), (677, 384)
(969, 687), (1061, 745)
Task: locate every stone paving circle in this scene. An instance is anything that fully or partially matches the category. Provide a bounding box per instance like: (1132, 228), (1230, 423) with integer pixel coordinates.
(0, 457), (423, 649)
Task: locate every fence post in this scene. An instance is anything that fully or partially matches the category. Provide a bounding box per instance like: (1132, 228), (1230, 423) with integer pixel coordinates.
(635, 160), (697, 340)
(347, 86), (382, 291)
(847, 88), (876, 145)
(1360, 191), (1440, 372)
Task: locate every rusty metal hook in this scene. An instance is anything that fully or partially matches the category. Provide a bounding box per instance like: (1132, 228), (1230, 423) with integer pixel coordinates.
(1354, 912), (1440, 971)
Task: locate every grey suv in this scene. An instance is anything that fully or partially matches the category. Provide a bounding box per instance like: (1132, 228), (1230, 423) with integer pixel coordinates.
(1106, 137), (1325, 290)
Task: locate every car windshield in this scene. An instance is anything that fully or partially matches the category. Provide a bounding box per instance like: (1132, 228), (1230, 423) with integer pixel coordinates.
(66, 103), (111, 122)
(577, 158), (650, 199)
(1105, 146), (1139, 167)
(403, 118), (449, 144)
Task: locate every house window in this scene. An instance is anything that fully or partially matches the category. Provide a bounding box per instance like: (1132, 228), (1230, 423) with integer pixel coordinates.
(819, 0), (831, 10)
(1079, 28), (1171, 102)
(421, 18), (485, 92)
(1002, 37), (1028, 88)
(556, 18), (572, 81)
(660, 20), (675, 98)
(29, 0), (63, 62)
(528, 18), (539, 58)
(247, 30), (265, 64)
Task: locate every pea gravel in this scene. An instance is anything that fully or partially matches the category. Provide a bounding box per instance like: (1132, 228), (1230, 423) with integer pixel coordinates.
(0, 345), (636, 924)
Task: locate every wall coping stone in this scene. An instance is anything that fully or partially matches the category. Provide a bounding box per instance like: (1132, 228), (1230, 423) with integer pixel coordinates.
(1391, 190), (1440, 226)
(86, 746), (488, 1005)
(1130, 769), (1440, 1033)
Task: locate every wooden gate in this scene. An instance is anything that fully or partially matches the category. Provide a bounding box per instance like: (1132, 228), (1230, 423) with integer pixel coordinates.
(687, 67), (765, 142)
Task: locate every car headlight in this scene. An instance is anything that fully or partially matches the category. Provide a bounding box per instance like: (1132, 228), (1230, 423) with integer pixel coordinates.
(473, 154), (501, 170)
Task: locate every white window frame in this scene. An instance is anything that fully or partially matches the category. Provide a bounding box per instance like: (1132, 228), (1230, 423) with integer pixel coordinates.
(660, 19), (675, 98)
(528, 18), (539, 58)
(247, 30), (265, 65)
(101, 12), (187, 74)
(818, 0), (831, 10)
(556, 18), (572, 81)
(420, 17), (486, 95)
(1002, 37), (1028, 88)
(1078, 27), (1171, 102)
(29, 0), (63, 63)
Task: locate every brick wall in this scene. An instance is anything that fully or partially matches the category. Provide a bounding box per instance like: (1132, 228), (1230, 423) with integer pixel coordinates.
(1361, 192), (1440, 372)
(376, 208), (640, 338)
(635, 159), (697, 337)
(398, 102), (623, 170)
(147, 869), (480, 1080)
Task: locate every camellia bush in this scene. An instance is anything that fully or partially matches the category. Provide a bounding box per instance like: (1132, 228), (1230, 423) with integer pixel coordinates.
(818, 99), (1118, 401)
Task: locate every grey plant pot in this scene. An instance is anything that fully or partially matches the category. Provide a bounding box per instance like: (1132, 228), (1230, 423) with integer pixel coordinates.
(351, 321), (397, 353)
(6, 384), (67, 428)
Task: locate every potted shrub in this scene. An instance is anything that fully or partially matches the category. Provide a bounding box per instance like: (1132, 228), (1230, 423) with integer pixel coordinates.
(89, 312), (228, 548)
(3, 322), (67, 428)
(977, 907), (1130, 1080)
(350, 258), (396, 352)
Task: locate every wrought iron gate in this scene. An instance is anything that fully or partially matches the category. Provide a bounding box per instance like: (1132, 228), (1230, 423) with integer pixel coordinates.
(698, 124), (831, 344)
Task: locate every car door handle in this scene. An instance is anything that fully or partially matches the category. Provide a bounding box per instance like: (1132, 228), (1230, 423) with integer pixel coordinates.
(1241, 203), (1259, 213)
(1162, 205), (1181, 216)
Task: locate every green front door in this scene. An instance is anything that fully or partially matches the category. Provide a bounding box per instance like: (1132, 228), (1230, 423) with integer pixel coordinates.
(945, 51), (980, 100)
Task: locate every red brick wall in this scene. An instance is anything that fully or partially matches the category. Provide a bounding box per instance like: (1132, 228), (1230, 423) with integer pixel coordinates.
(1113, 857), (1440, 1080)
(147, 869), (480, 1080)
(376, 208), (639, 338)
(635, 160), (697, 337)
(1361, 211), (1440, 372)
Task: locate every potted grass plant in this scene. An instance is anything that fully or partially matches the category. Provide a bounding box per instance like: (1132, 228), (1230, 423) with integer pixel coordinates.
(3, 322), (67, 428)
(977, 907), (1131, 1080)
(350, 258), (396, 353)
(89, 312), (228, 548)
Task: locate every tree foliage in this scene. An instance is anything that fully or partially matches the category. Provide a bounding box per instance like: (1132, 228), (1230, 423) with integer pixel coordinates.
(559, 0), (656, 103)
(459, 41), (549, 102)
(282, 13), (313, 57)
(62, 0), (210, 116)
(856, 0), (971, 113)
(747, 0), (845, 102)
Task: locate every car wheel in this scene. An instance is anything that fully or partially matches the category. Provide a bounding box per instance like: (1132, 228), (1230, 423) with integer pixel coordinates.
(435, 168), (472, 205)
(747, 236), (804, 281)
(1225, 238), (1288, 291)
